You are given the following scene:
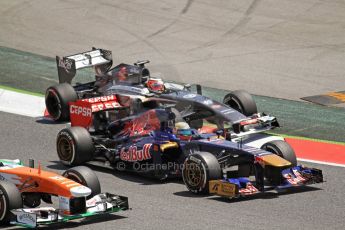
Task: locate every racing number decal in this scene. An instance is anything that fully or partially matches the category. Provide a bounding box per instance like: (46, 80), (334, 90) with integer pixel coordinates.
(120, 144), (152, 162)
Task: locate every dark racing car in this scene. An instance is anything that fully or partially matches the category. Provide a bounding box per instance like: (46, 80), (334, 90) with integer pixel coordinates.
(46, 48), (284, 150)
(55, 94), (323, 198)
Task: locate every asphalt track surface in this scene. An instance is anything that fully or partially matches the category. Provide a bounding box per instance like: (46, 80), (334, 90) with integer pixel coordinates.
(1, 0), (345, 100)
(0, 111), (344, 230)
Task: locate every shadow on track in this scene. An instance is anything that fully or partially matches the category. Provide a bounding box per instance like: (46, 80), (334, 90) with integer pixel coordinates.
(46, 161), (184, 186)
(174, 186), (322, 202)
(35, 117), (69, 125)
(8, 214), (127, 230)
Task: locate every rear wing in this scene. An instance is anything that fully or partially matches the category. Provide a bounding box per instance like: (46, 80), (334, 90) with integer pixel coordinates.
(56, 48), (113, 84)
(69, 94), (127, 128)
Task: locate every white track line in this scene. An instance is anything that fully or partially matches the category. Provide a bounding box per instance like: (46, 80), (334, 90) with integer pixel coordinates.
(298, 158), (345, 168)
(0, 89), (45, 117)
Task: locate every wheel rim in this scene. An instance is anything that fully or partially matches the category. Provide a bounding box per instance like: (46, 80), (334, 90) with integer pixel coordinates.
(0, 194), (6, 221)
(226, 97), (243, 113)
(264, 145), (283, 158)
(46, 89), (62, 120)
(184, 162), (204, 187)
(57, 136), (74, 162)
(64, 172), (84, 185)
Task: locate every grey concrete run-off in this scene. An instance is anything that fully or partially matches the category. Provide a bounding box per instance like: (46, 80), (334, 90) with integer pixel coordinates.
(1, 0), (345, 100)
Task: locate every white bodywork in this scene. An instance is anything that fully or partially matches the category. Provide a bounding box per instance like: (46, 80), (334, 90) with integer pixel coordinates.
(235, 133), (285, 149)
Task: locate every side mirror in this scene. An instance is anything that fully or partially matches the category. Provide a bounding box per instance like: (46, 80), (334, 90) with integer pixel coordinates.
(183, 84), (191, 91)
(134, 60), (150, 67)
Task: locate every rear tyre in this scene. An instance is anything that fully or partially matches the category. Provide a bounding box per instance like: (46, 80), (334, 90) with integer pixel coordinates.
(63, 166), (101, 198)
(261, 140), (297, 166)
(45, 83), (78, 121)
(182, 152), (222, 194)
(57, 127), (95, 166)
(0, 181), (22, 225)
(223, 90), (258, 116)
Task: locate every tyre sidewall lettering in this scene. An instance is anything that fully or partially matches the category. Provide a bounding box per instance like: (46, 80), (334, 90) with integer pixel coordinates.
(58, 131), (76, 164)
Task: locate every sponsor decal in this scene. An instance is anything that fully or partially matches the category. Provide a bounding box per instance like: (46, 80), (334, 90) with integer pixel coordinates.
(58, 131), (73, 144)
(59, 196), (70, 211)
(86, 195), (102, 207)
(239, 183), (258, 194)
(212, 183), (219, 192)
(283, 170), (306, 185)
(91, 102), (121, 112)
(292, 170), (306, 182)
(58, 59), (73, 72)
(189, 156), (201, 164)
(17, 212), (37, 227)
(70, 105), (92, 117)
(222, 183), (236, 194)
(0, 173), (22, 185)
(82, 95), (116, 103)
(120, 144), (152, 162)
(183, 94), (197, 99)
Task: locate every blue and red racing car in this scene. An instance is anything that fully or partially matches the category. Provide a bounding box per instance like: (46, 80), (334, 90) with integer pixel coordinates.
(48, 48), (289, 157)
(55, 94), (323, 198)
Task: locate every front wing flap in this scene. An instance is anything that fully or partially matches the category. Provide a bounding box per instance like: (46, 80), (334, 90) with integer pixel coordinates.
(209, 165), (323, 198)
(10, 193), (128, 228)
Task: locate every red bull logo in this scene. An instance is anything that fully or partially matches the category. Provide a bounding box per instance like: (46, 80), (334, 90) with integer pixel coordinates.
(120, 144), (152, 162)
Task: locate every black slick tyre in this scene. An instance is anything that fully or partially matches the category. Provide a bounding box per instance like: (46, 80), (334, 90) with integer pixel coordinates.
(57, 127), (95, 166)
(223, 90), (258, 116)
(0, 181), (22, 225)
(62, 166), (101, 198)
(182, 151), (222, 194)
(261, 140), (297, 166)
(45, 83), (78, 121)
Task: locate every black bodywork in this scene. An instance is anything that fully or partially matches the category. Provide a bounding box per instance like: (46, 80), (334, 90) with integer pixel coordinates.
(54, 48), (279, 138)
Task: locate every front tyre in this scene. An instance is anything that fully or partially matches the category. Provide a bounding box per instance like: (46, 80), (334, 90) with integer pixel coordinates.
(182, 152), (222, 194)
(45, 83), (78, 121)
(223, 90), (258, 116)
(261, 140), (297, 166)
(57, 127), (95, 166)
(0, 181), (22, 225)
(63, 166), (101, 198)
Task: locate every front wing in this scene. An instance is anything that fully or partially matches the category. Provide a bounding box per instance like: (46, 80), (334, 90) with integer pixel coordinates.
(10, 193), (129, 228)
(209, 165), (323, 198)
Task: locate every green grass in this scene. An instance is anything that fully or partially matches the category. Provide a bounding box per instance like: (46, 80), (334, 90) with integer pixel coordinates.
(0, 84), (44, 97)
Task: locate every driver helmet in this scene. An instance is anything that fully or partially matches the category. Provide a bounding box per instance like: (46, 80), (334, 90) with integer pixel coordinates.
(116, 66), (128, 82)
(175, 122), (190, 130)
(174, 122), (194, 141)
(147, 79), (165, 93)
